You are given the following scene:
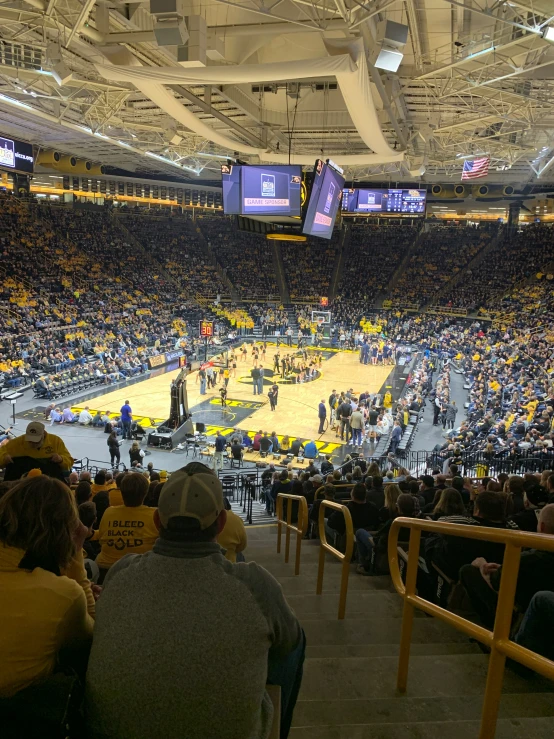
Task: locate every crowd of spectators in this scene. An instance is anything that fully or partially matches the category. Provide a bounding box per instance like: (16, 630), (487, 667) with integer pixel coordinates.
(338, 224), (418, 304)
(0, 195), (223, 392)
(280, 238), (338, 301)
(198, 217), (281, 300)
(389, 224), (495, 307)
(121, 212), (229, 300)
(438, 224), (554, 312)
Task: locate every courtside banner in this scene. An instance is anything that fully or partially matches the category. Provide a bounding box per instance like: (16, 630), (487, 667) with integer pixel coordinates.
(148, 349), (184, 369)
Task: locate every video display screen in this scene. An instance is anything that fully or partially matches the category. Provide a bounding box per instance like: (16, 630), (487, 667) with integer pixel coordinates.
(302, 160), (344, 240)
(342, 187), (427, 214)
(240, 165), (301, 216)
(222, 163), (302, 216)
(0, 135), (34, 174)
(221, 163), (241, 215)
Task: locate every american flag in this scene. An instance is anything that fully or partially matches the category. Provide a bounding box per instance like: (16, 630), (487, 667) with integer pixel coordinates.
(461, 157), (490, 180)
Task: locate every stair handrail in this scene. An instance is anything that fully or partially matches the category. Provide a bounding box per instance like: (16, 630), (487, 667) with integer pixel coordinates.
(317, 500), (354, 619)
(276, 493), (309, 576)
(388, 517), (554, 739)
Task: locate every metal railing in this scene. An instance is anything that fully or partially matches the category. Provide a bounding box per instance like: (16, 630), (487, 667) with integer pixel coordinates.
(317, 500), (354, 620)
(276, 493), (309, 575)
(388, 518), (554, 739)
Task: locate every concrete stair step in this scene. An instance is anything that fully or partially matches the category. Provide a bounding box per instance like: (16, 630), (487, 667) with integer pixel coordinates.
(278, 574), (394, 594)
(306, 642), (482, 658)
(298, 654), (554, 701)
(289, 717), (554, 739)
(286, 592), (408, 618)
(292, 692), (554, 728)
(301, 617), (472, 646)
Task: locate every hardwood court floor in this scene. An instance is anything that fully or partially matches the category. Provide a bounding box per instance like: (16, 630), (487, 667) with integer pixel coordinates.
(86, 347), (392, 445)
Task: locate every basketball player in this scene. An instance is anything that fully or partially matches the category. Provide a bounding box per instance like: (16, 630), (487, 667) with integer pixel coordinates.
(219, 385), (228, 408)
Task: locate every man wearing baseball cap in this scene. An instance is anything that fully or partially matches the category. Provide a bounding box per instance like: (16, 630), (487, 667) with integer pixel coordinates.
(0, 421), (73, 480)
(86, 462), (304, 739)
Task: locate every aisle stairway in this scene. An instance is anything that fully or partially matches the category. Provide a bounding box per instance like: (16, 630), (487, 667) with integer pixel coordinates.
(246, 526), (554, 738)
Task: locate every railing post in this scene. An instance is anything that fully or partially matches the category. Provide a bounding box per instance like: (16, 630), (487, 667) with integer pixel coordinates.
(294, 499), (307, 576)
(276, 495), (283, 554)
(397, 528), (421, 693)
(284, 497), (292, 564)
(316, 503), (327, 596)
(478, 542), (522, 739)
(338, 506), (354, 620)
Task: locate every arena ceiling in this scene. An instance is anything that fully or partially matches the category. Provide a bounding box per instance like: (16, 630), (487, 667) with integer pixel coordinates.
(1, 0), (554, 184)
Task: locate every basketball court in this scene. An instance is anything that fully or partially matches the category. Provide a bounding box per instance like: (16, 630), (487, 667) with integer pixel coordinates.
(74, 345), (393, 447)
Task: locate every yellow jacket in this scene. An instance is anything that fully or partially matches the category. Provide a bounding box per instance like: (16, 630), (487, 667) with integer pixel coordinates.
(0, 544), (94, 697)
(0, 432), (73, 471)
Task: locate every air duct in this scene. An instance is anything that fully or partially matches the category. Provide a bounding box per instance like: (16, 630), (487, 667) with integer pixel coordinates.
(474, 184), (489, 197)
(454, 185), (467, 198)
(36, 150), (61, 168)
(88, 164), (106, 175)
(59, 154), (79, 170)
(431, 185), (458, 199)
(473, 184), (517, 199)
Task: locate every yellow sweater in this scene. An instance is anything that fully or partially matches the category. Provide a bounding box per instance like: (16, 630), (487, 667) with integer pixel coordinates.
(0, 432), (73, 471)
(217, 510), (247, 563)
(0, 544), (94, 697)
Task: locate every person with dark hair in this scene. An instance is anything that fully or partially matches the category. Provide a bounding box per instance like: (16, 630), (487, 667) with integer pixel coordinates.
(321, 455), (334, 476)
(75, 480), (93, 506)
(0, 476), (94, 697)
(120, 400), (133, 440)
(509, 484), (549, 532)
(419, 475), (436, 505)
(426, 491), (519, 581)
(86, 462), (304, 739)
(367, 475), (385, 509)
(356, 493), (416, 575)
(93, 472), (158, 577)
(309, 483), (336, 527)
(107, 430), (121, 468)
(327, 482), (380, 538)
(461, 505), (554, 630)
(449, 475), (470, 505)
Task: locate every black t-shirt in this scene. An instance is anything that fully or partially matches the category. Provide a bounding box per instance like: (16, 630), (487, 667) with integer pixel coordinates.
(368, 410), (379, 425)
(291, 439), (304, 455)
(338, 402), (352, 419)
(260, 437), (272, 452)
(510, 508), (540, 533)
(367, 487), (385, 509)
(231, 443), (243, 458)
(421, 487), (436, 505)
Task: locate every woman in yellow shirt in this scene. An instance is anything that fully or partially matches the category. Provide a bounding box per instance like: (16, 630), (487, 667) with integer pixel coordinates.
(0, 476), (95, 698)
